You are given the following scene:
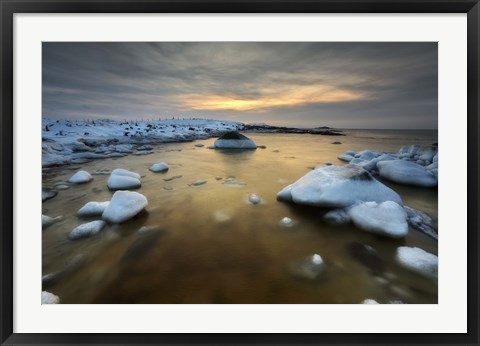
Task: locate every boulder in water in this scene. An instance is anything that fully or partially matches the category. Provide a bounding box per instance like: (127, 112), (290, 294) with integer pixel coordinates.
(214, 131), (257, 149)
(277, 164), (402, 208)
(102, 191), (148, 224)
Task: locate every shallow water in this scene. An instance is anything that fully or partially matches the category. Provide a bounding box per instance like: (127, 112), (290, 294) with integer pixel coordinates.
(42, 130), (438, 304)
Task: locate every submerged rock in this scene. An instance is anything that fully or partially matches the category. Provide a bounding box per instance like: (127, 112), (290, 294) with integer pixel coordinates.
(346, 242), (384, 274)
(348, 201), (408, 238)
(191, 180), (207, 186)
(150, 162), (169, 173)
(194, 143), (205, 147)
(41, 291), (60, 304)
(395, 246), (438, 279)
(77, 201), (110, 217)
(323, 209), (350, 225)
(214, 131), (257, 149)
(102, 191), (148, 224)
(68, 170), (93, 184)
(277, 165), (402, 208)
(280, 217), (294, 227)
(377, 160), (437, 187)
(287, 254), (325, 280)
(69, 220), (106, 240)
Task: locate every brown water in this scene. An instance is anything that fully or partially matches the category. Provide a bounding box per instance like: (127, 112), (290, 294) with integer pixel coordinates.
(42, 130), (438, 304)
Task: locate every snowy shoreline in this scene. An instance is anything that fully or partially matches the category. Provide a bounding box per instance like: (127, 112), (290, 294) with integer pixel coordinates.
(42, 118), (343, 168)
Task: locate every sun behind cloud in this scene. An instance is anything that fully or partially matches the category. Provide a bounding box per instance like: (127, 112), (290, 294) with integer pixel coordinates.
(183, 84), (364, 111)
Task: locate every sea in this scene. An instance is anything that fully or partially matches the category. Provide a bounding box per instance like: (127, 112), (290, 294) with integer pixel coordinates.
(41, 129), (438, 304)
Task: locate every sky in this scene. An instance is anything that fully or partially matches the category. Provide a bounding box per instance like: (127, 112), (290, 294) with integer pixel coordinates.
(42, 42), (437, 129)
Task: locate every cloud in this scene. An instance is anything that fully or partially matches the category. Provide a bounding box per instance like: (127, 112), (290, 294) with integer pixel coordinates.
(42, 42), (437, 128)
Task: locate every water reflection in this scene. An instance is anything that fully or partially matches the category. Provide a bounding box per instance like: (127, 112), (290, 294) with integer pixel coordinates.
(42, 131), (438, 304)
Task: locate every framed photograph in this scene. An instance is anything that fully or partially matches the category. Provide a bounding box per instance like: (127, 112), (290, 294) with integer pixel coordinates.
(1, 1), (479, 345)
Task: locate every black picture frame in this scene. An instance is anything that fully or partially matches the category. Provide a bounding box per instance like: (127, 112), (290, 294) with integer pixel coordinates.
(1, 1), (479, 345)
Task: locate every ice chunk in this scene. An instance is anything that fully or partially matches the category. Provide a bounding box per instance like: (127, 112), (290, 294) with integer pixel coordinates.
(111, 168), (141, 179)
(107, 174), (141, 190)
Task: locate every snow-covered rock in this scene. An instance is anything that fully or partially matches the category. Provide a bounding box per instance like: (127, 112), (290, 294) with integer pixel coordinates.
(111, 168), (140, 179)
(395, 246), (438, 279)
(77, 201), (110, 217)
(418, 147), (437, 162)
(137, 144), (153, 151)
(377, 160), (437, 187)
(248, 194), (261, 204)
(69, 220), (106, 240)
(362, 299), (380, 304)
(277, 165), (402, 208)
(42, 214), (62, 229)
(41, 291), (60, 304)
(354, 150), (376, 161)
(348, 201), (408, 238)
(102, 191), (148, 224)
(214, 131), (257, 149)
(338, 154), (354, 162)
(42, 189), (57, 201)
(150, 162), (169, 173)
(107, 174), (141, 190)
(362, 154), (396, 172)
(323, 209), (350, 225)
(68, 170), (92, 184)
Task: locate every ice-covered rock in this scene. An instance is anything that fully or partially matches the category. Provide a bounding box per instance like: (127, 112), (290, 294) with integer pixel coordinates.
(425, 162), (438, 170)
(68, 170), (92, 184)
(102, 191), (148, 224)
(277, 165), (402, 208)
(107, 174), (141, 190)
(69, 220), (106, 240)
(323, 209), (350, 225)
(395, 246), (438, 279)
(433, 153), (438, 163)
(354, 150), (376, 161)
(418, 147), (437, 162)
(77, 201), (110, 217)
(111, 168), (141, 179)
(377, 160), (437, 187)
(150, 162), (169, 173)
(214, 131), (257, 149)
(248, 194), (261, 204)
(348, 201), (408, 238)
(362, 154), (396, 172)
(137, 144), (153, 151)
(338, 154), (354, 162)
(42, 214), (62, 229)
(287, 254), (325, 280)
(41, 291), (60, 304)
